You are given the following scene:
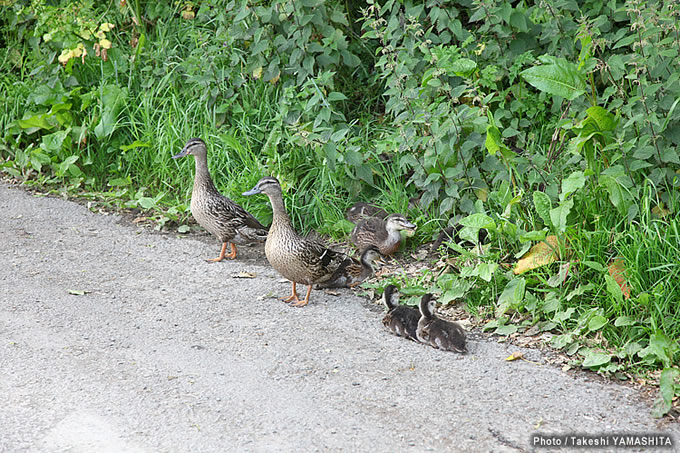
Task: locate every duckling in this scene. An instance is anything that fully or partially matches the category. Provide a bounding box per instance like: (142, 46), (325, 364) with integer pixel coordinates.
(345, 202), (389, 223)
(243, 176), (347, 307)
(316, 246), (381, 289)
(417, 293), (467, 353)
(350, 213), (417, 256)
(381, 285), (420, 341)
(173, 138), (268, 262)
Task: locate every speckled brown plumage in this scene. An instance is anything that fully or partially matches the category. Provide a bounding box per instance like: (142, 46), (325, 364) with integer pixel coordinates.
(317, 246), (380, 289)
(416, 294), (467, 353)
(345, 202), (389, 223)
(243, 176), (347, 306)
(173, 138), (267, 261)
(350, 213), (417, 256)
(381, 285), (420, 341)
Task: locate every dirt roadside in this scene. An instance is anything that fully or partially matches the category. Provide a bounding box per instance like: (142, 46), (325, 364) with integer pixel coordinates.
(1, 181), (677, 453)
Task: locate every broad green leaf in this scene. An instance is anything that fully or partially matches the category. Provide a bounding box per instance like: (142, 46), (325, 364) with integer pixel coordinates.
(40, 130), (70, 154)
(496, 277), (526, 316)
(485, 122), (503, 156)
(582, 351), (611, 368)
(614, 316), (635, 327)
(177, 225), (190, 234)
(533, 191), (552, 227)
(588, 315), (608, 332)
(137, 197), (156, 209)
(459, 213), (496, 230)
(566, 283), (594, 301)
(446, 58), (477, 77)
(582, 260), (605, 272)
(604, 274), (624, 305)
(549, 198), (573, 233)
(476, 262), (498, 282)
(520, 62), (586, 100)
(17, 113), (53, 133)
(561, 171), (585, 199)
(660, 368), (680, 408)
(494, 325), (518, 336)
(520, 230), (547, 243)
(585, 106), (617, 131)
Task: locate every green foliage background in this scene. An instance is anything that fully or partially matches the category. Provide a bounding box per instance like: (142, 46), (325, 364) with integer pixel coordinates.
(1, 0), (679, 414)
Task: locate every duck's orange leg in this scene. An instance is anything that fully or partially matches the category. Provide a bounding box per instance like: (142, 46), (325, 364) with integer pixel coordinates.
(207, 242), (237, 262)
(290, 285), (313, 307)
(281, 281), (299, 303)
(225, 243), (237, 259)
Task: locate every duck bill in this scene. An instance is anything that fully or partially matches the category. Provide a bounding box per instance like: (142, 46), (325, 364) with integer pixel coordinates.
(171, 147), (190, 159)
(242, 186), (261, 196)
(404, 224), (417, 237)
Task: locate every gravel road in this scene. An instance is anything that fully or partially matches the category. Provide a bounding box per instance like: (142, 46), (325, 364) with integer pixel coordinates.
(1, 182), (676, 452)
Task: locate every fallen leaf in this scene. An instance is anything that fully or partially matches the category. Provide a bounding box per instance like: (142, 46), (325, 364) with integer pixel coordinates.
(513, 235), (560, 274)
(608, 258), (631, 300)
(232, 272), (257, 279)
(68, 289), (87, 295)
(506, 351), (524, 361)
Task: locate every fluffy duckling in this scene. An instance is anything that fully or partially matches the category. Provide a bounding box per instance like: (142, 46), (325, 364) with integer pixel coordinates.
(345, 202), (389, 223)
(381, 285), (420, 341)
(351, 213), (417, 256)
(173, 138), (268, 261)
(417, 294), (467, 353)
(317, 246), (381, 289)
(243, 176), (347, 307)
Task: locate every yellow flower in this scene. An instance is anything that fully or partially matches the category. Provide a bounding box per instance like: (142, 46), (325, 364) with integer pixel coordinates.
(99, 38), (112, 49)
(58, 49), (73, 65)
(100, 22), (115, 32)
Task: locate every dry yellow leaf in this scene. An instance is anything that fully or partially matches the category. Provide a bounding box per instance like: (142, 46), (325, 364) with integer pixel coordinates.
(513, 235), (559, 274)
(232, 272), (257, 279)
(505, 351), (524, 361)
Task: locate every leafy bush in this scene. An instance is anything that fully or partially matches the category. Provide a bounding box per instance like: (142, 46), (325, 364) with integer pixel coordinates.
(1, 0), (679, 414)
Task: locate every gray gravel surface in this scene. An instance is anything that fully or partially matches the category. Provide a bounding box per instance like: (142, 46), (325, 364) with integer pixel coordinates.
(1, 182), (677, 453)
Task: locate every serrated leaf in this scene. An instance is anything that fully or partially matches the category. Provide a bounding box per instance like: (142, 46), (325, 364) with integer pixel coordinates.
(520, 63), (586, 100)
(514, 235), (559, 274)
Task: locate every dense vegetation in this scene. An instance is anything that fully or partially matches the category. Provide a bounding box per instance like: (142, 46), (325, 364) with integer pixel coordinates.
(1, 0), (679, 415)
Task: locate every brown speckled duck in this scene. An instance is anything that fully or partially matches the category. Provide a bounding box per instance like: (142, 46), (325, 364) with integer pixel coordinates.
(173, 138), (268, 262)
(381, 285), (420, 341)
(317, 246), (381, 289)
(243, 176), (347, 307)
(351, 213), (416, 256)
(417, 293), (467, 353)
(345, 202), (389, 223)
